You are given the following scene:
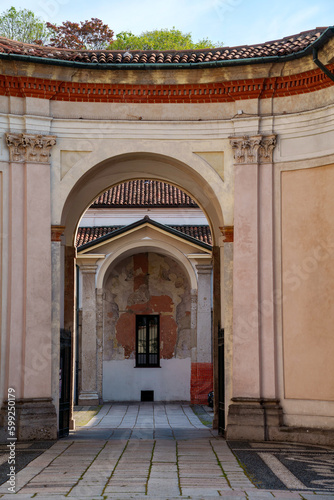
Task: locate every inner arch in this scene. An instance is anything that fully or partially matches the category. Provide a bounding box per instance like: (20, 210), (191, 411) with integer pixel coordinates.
(60, 152), (224, 246)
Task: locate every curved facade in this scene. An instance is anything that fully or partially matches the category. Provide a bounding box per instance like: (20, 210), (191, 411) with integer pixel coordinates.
(1, 28), (334, 442)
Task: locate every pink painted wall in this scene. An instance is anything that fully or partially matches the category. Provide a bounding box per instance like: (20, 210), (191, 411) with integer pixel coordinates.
(6, 161), (52, 399)
(282, 164), (334, 401)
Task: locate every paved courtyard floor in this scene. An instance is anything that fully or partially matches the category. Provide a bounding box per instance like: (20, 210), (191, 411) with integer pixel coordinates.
(0, 403), (333, 499)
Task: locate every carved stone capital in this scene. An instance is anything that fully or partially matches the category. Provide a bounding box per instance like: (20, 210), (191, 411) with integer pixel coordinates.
(196, 264), (213, 275)
(6, 133), (56, 163)
(229, 134), (276, 164)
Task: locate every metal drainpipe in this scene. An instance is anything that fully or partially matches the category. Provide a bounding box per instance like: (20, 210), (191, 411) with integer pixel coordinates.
(313, 47), (334, 83)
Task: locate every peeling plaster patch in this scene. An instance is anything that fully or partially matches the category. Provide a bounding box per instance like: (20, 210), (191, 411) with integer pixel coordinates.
(103, 252), (192, 362)
(115, 313), (136, 359)
(160, 314), (177, 359)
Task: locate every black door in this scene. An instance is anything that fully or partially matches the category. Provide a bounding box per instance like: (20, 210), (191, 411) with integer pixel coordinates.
(59, 328), (72, 438)
(218, 324), (225, 435)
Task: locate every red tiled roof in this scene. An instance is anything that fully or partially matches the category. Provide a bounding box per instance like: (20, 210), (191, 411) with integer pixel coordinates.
(76, 225), (212, 247)
(92, 181), (198, 208)
(0, 28), (329, 67)
(168, 226), (212, 245)
(76, 226), (120, 247)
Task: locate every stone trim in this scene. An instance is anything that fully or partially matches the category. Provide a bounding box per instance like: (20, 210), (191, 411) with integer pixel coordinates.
(5, 133), (56, 163)
(78, 391), (99, 406)
(196, 264), (213, 274)
(226, 398), (283, 442)
(220, 226), (234, 243)
(229, 135), (277, 164)
(1, 65), (333, 103)
(76, 254), (105, 273)
(51, 225), (65, 242)
(1, 398), (57, 440)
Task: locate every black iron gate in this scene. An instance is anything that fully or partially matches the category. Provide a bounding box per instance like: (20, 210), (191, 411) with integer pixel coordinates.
(218, 323), (225, 434)
(59, 328), (72, 438)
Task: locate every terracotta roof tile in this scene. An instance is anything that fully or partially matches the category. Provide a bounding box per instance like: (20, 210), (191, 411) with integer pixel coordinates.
(76, 224), (212, 247)
(0, 28), (329, 67)
(92, 180), (198, 208)
(168, 225), (212, 245)
(76, 226), (120, 247)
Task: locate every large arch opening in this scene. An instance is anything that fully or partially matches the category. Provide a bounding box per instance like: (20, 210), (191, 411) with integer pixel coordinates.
(58, 152), (225, 245)
(55, 152), (225, 432)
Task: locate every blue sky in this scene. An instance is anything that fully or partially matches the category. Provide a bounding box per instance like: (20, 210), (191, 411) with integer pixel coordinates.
(1, 0), (334, 47)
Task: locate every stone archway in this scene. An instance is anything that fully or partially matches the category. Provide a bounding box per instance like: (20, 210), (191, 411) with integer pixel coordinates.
(53, 151), (227, 430)
(76, 221), (214, 406)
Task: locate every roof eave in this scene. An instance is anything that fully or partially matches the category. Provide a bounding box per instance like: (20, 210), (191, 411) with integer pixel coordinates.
(77, 218), (212, 252)
(1, 27), (333, 70)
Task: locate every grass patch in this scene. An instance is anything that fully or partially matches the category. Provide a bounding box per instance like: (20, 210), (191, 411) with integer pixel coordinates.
(74, 405), (102, 427)
(190, 404), (213, 427)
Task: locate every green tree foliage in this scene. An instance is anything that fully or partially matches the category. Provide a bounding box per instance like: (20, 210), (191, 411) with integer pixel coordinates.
(110, 27), (222, 50)
(46, 18), (114, 50)
(0, 6), (51, 44)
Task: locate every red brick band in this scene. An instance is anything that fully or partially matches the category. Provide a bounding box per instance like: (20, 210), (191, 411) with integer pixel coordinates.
(1, 64), (333, 103)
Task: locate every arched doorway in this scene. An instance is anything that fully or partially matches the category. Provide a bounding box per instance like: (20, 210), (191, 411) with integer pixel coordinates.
(53, 151), (227, 432)
(76, 213), (213, 404)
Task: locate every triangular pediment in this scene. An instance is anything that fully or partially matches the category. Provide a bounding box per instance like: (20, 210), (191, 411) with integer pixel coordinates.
(77, 217), (212, 257)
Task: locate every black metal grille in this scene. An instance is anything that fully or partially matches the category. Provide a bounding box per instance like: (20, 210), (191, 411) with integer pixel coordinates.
(218, 323), (225, 434)
(136, 315), (159, 367)
(59, 328), (72, 438)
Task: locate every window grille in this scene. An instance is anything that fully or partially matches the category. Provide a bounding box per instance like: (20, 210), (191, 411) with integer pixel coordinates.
(136, 315), (160, 367)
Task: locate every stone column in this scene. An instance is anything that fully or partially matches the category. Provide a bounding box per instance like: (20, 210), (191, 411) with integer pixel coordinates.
(77, 256), (104, 405)
(96, 288), (104, 402)
(226, 134), (282, 441)
(196, 264), (213, 363)
(220, 226), (234, 431)
(3, 133), (57, 440)
(190, 264), (213, 404)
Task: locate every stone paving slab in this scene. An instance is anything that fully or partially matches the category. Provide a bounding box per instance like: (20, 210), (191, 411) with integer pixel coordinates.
(1, 404), (334, 498)
(0, 495), (334, 499)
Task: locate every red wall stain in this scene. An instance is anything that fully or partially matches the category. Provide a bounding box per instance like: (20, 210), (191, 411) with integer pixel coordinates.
(160, 315), (177, 359)
(133, 253), (148, 291)
(115, 313), (135, 358)
(191, 363), (213, 404)
(149, 295), (173, 313)
(114, 254), (184, 362)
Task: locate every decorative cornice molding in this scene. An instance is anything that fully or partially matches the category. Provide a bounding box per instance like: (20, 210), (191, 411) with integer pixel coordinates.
(229, 134), (276, 164)
(196, 264), (213, 274)
(76, 254), (105, 272)
(5, 133), (56, 163)
(1, 66), (333, 103)
(219, 226), (234, 243)
(51, 225), (65, 242)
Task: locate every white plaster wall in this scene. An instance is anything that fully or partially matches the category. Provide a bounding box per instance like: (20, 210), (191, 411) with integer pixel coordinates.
(80, 207), (209, 227)
(102, 358), (191, 401)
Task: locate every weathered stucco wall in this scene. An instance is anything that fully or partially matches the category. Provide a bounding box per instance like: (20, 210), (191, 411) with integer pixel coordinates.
(102, 252), (192, 401)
